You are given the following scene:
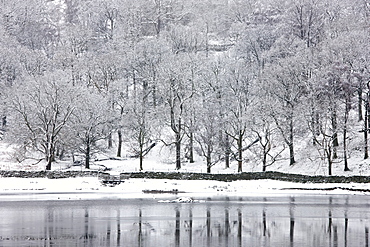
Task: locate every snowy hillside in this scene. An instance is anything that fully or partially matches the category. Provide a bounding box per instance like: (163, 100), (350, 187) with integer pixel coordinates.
(0, 0), (368, 178)
(1, 130), (370, 177)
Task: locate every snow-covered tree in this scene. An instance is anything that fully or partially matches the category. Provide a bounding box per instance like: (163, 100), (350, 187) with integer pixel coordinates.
(68, 88), (110, 169)
(158, 53), (195, 170)
(264, 49), (307, 166)
(9, 70), (77, 170)
(223, 57), (256, 172)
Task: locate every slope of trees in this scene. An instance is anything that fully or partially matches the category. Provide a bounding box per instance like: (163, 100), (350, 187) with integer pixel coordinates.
(0, 0), (368, 174)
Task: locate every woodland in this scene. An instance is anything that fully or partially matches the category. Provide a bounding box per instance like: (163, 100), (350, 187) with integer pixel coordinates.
(0, 0), (368, 175)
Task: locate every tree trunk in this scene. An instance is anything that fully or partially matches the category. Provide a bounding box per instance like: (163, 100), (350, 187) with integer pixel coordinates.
(326, 147), (332, 176)
(343, 134), (349, 171)
(311, 104), (316, 145)
(176, 135), (181, 170)
(85, 141), (90, 169)
(206, 145), (212, 173)
(108, 132), (113, 149)
(328, 158), (332, 176)
(237, 131), (243, 172)
(331, 108), (338, 159)
(117, 130), (122, 157)
(289, 117), (295, 166)
(139, 149), (143, 171)
(343, 99), (350, 171)
(206, 160), (211, 173)
(46, 159), (52, 170)
(175, 116), (182, 170)
(45, 140), (55, 170)
(262, 150), (267, 172)
(365, 97), (369, 159)
(358, 88), (363, 121)
(289, 143), (295, 166)
(189, 131), (194, 163)
(225, 152), (230, 169)
(225, 135), (230, 169)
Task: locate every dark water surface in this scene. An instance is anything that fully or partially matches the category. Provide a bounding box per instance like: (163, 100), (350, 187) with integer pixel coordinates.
(0, 194), (369, 247)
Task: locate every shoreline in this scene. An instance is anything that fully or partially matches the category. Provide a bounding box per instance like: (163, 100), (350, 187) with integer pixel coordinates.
(0, 175), (369, 201)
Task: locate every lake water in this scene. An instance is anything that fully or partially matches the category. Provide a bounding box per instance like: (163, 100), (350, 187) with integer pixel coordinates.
(0, 194), (369, 247)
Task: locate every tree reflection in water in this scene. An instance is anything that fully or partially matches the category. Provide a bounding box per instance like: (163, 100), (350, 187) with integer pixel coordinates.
(116, 209), (121, 247)
(289, 197), (295, 247)
(0, 195), (369, 247)
(175, 207), (180, 247)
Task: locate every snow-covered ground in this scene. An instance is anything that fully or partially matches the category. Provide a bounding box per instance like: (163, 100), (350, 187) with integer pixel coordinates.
(1, 138), (370, 176)
(1, 176), (369, 202)
(1, 140), (370, 201)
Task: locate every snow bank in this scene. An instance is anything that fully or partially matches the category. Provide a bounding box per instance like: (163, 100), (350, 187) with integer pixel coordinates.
(1, 140), (370, 201)
(1, 176), (369, 201)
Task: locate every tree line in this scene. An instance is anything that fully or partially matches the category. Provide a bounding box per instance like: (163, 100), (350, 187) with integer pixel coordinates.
(0, 0), (368, 174)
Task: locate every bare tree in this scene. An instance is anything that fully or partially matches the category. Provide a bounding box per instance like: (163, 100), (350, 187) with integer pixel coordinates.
(69, 88), (110, 169)
(310, 112), (337, 176)
(252, 117), (285, 172)
(159, 54), (195, 170)
(194, 89), (223, 173)
(223, 58), (255, 172)
(265, 53), (307, 166)
(9, 71), (76, 170)
(287, 0), (325, 48)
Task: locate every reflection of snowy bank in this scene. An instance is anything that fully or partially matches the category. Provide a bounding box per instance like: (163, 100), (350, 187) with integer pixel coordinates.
(1, 176), (370, 201)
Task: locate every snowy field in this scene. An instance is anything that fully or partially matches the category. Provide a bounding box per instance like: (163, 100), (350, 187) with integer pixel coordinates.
(1, 139), (370, 176)
(1, 176), (370, 202)
(1, 141), (370, 201)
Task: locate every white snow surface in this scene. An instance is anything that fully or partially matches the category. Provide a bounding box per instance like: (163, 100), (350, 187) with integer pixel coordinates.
(1, 141), (370, 201)
(1, 140), (370, 176)
(1, 176), (369, 201)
